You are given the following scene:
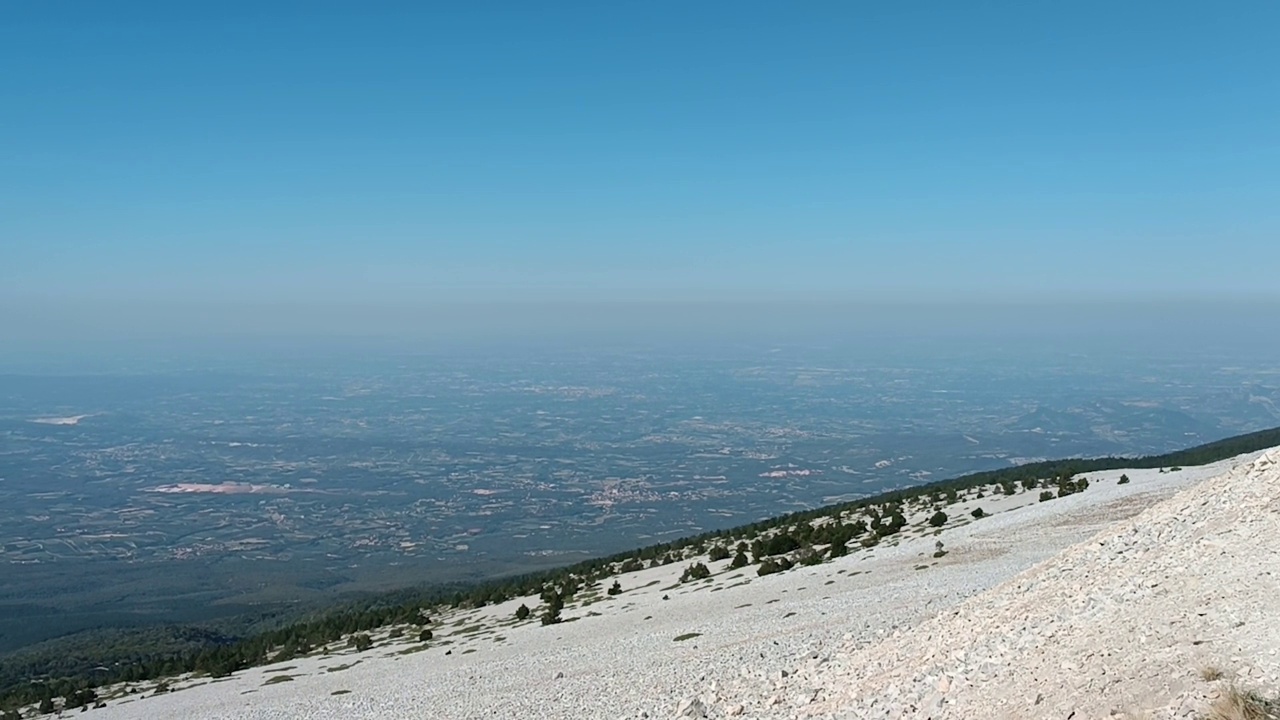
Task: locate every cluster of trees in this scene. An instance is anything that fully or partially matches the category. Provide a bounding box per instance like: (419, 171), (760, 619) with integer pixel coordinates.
(5, 426), (1278, 716)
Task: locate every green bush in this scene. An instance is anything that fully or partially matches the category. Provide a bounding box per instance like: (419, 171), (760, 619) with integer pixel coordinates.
(708, 545), (731, 562)
(756, 557), (793, 576)
(418, 628), (433, 642)
(828, 538), (847, 558)
(797, 546), (823, 566)
(680, 562), (711, 583)
(515, 604), (530, 621)
(1039, 490), (1054, 502)
(970, 507), (985, 519)
(606, 581), (622, 596)
(753, 534), (801, 559)
(927, 511), (947, 528)
(1118, 473), (1130, 485)
(730, 550), (749, 569)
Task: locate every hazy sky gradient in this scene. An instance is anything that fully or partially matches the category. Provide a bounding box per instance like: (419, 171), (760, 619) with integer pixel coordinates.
(3, 2), (1279, 340)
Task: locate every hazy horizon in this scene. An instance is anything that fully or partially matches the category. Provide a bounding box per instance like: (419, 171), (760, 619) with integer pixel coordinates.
(4, 2), (1279, 344)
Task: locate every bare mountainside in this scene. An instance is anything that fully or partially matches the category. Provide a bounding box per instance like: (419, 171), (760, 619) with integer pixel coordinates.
(55, 449), (1276, 720)
(717, 449), (1280, 719)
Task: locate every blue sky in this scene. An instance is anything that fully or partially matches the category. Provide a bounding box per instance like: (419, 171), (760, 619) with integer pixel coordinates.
(2, 1), (1278, 329)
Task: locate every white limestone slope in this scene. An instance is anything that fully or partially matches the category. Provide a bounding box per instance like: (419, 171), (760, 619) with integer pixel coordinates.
(74, 450), (1274, 720)
(716, 449), (1280, 720)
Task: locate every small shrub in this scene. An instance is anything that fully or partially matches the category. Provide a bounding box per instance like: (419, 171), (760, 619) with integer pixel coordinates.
(349, 634), (373, 652)
(730, 550), (749, 569)
(756, 557), (793, 576)
(828, 538), (847, 558)
(680, 562), (711, 583)
(606, 580), (622, 596)
(927, 511), (947, 528)
(515, 603), (530, 621)
(1199, 665), (1225, 681)
(1039, 490), (1054, 502)
(755, 533), (802, 558)
(1205, 684), (1280, 720)
(418, 628), (433, 642)
(708, 545), (731, 562)
(971, 507), (985, 519)
(1118, 474), (1130, 485)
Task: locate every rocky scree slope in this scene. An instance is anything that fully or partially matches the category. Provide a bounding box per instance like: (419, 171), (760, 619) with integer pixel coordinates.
(704, 451), (1280, 720)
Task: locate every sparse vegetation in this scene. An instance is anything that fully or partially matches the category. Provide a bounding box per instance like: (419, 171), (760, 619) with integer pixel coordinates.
(680, 563), (711, 583)
(1200, 665), (1225, 681)
(1203, 684), (1280, 720)
(540, 594), (563, 626)
(757, 557), (793, 576)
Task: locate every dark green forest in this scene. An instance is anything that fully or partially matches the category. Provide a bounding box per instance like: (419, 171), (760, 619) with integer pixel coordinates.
(3, 425), (1278, 714)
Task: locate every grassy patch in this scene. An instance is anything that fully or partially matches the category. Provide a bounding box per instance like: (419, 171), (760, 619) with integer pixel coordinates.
(1204, 684), (1280, 720)
(1199, 666), (1225, 682)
